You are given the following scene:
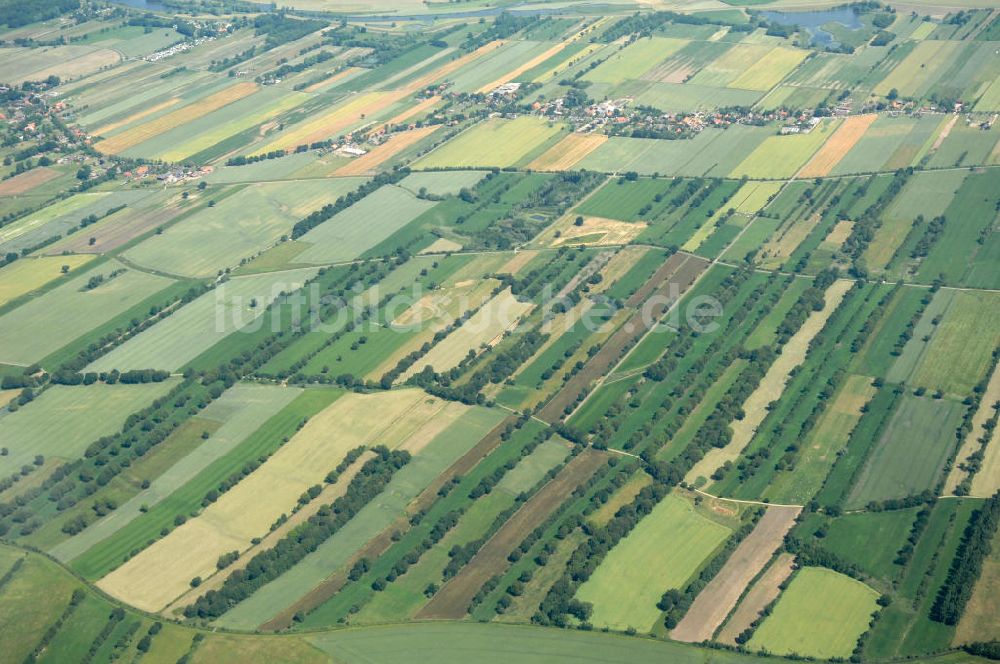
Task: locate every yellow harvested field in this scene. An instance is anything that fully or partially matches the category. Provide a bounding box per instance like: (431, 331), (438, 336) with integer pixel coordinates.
(368, 281), (499, 379)
(683, 207), (728, 252)
(336, 126), (439, 176)
(96, 389), (439, 611)
(498, 249), (539, 276)
(527, 133), (608, 171)
(959, 363), (1000, 497)
(588, 472), (653, 525)
(256, 91), (395, 154)
(400, 289), (533, 380)
(799, 114), (877, 178)
(391, 278), (497, 329)
(95, 82), (258, 154)
(728, 46), (808, 91)
(688, 280), (853, 486)
(375, 95), (442, 131)
(396, 400), (469, 455)
(553, 216), (647, 246)
(0, 255), (94, 307)
(92, 97), (182, 137)
(419, 237), (462, 254)
(0, 389), (17, 409)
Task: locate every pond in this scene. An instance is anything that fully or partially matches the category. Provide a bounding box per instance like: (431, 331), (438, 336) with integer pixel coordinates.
(761, 7), (864, 47)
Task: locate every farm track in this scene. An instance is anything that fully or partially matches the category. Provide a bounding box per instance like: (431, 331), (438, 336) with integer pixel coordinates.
(415, 447), (609, 620)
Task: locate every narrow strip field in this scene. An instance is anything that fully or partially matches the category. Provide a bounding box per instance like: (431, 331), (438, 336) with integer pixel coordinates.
(947, 361), (1000, 495)
(416, 448), (608, 620)
(96, 389), (435, 612)
(670, 505), (801, 643)
(798, 114), (877, 178)
(687, 279), (853, 485)
(527, 133), (608, 171)
(718, 553), (796, 645)
(539, 253), (707, 423)
(94, 82), (258, 154)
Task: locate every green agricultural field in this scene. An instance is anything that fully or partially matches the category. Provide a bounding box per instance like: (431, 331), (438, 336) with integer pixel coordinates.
(398, 171), (488, 197)
(125, 179), (365, 277)
(0, 260), (175, 365)
(448, 40), (558, 92)
(49, 383), (301, 563)
(0, 381), (177, 481)
(911, 291), (1000, 395)
(730, 120), (839, 179)
(575, 492), (731, 632)
(749, 567), (879, 659)
(865, 170), (965, 273)
(295, 185), (437, 264)
(846, 394), (966, 508)
(414, 117), (564, 169)
(496, 438), (571, 495)
(583, 37), (687, 84)
(808, 508), (919, 582)
(574, 178), (672, 221)
(85, 268), (317, 372)
(634, 82), (763, 113)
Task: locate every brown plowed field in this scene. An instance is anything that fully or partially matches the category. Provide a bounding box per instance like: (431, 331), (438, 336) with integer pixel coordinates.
(670, 505), (801, 643)
(415, 447), (608, 619)
(716, 552), (797, 645)
(536, 252), (708, 423)
(0, 167), (60, 195)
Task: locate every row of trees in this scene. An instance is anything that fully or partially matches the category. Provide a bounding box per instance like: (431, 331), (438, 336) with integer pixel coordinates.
(931, 491), (1000, 624)
(184, 446), (410, 619)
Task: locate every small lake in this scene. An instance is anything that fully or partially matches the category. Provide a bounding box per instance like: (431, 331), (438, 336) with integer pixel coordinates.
(114, 0), (165, 9)
(761, 7), (863, 47)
